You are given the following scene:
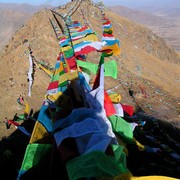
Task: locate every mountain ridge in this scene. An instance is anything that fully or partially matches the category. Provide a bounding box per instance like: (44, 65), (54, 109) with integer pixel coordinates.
(0, 1), (179, 140)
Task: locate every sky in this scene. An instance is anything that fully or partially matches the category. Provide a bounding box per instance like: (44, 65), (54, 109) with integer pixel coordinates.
(0, 0), (180, 8)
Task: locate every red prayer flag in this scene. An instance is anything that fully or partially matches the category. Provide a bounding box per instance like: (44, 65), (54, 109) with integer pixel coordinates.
(121, 104), (134, 116)
(104, 91), (116, 117)
(8, 120), (20, 126)
(47, 81), (59, 90)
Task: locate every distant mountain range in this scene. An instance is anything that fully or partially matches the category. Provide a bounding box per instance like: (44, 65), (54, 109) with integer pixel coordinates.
(137, 6), (180, 17)
(100, 0), (180, 8)
(0, 3), (52, 14)
(1, 2), (179, 52)
(109, 5), (180, 51)
(0, 3), (52, 51)
(109, 5), (168, 26)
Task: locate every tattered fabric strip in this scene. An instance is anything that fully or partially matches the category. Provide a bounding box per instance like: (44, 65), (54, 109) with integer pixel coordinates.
(54, 117), (112, 154)
(108, 115), (134, 142)
(66, 150), (129, 180)
(28, 54), (33, 97)
(74, 41), (106, 53)
(53, 108), (107, 132)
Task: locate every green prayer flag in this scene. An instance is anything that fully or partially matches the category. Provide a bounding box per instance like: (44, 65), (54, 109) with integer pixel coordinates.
(104, 60), (117, 79)
(51, 73), (59, 81)
(108, 115), (134, 142)
(64, 48), (74, 58)
(20, 144), (52, 171)
(76, 60), (98, 74)
(77, 60), (117, 79)
(66, 151), (129, 180)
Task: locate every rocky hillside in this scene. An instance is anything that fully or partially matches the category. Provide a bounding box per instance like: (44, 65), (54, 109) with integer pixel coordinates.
(0, 0), (179, 139)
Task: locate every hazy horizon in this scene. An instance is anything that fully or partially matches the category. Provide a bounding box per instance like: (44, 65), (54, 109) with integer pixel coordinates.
(0, 0), (180, 8)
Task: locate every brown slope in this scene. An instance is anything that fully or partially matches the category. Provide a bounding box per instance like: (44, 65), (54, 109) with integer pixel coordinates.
(0, 3), (53, 52)
(0, 9), (59, 139)
(0, 10), (31, 51)
(109, 5), (180, 51)
(109, 5), (168, 26)
(0, 1), (179, 140)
